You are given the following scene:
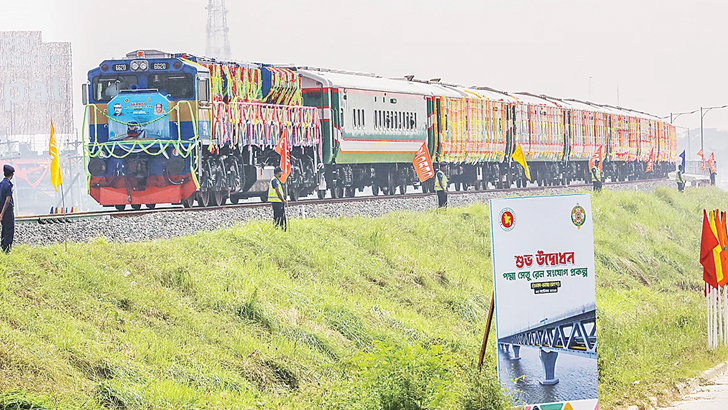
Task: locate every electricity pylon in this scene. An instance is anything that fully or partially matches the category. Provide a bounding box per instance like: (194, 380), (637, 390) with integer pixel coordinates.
(206, 0), (231, 59)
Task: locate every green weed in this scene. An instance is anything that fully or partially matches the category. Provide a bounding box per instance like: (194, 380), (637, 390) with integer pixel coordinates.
(0, 186), (725, 408)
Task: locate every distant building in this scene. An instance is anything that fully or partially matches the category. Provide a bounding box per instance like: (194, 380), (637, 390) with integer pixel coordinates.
(0, 31), (85, 215)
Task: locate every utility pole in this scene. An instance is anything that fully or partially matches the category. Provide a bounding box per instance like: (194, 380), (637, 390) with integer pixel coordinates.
(701, 107), (704, 154)
(588, 76), (592, 101)
(206, 0), (232, 59)
(687, 128), (691, 156)
(699, 105), (728, 154)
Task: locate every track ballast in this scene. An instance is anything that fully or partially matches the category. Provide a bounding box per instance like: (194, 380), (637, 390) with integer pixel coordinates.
(16, 178), (671, 246)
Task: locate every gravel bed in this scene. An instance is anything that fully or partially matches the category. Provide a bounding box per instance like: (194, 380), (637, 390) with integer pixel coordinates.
(16, 179), (674, 246)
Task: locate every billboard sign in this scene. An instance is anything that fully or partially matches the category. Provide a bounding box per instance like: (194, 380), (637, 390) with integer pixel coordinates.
(107, 92), (170, 141)
(0, 31), (73, 136)
(490, 194), (598, 410)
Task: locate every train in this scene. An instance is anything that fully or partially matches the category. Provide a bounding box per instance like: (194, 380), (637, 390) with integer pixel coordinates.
(82, 50), (677, 210)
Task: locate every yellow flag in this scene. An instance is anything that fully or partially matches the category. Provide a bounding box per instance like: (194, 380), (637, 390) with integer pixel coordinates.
(511, 144), (531, 181)
(49, 120), (63, 191)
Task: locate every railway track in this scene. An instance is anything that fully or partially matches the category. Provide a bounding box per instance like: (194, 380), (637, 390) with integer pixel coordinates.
(18, 178), (667, 225)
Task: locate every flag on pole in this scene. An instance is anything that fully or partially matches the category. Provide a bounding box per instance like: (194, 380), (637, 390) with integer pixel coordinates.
(49, 120), (63, 191)
(511, 144), (531, 181)
(708, 153), (716, 174)
(412, 142), (435, 182)
(717, 211), (728, 287)
(589, 145), (604, 172)
(645, 148), (654, 173)
(698, 149), (706, 171)
(702, 209), (720, 289)
(709, 210), (725, 287)
(274, 130), (291, 183)
(679, 150), (686, 171)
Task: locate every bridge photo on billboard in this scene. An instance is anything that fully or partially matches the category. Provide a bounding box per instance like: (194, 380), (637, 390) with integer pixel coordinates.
(490, 194), (598, 410)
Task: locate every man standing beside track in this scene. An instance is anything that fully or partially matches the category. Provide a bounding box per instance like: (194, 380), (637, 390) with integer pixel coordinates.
(591, 160), (602, 192)
(676, 164), (685, 192)
(0, 165), (15, 253)
(434, 164), (449, 208)
(269, 167), (288, 231)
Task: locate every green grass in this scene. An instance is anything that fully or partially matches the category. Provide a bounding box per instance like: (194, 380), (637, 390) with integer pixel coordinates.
(0, 186), (726, 409)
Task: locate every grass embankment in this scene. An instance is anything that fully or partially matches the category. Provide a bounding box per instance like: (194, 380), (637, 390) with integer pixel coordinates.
(0, 187), (726, 409)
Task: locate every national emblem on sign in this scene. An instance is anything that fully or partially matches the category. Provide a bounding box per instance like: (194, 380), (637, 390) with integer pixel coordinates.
(571, 205), (586, 229)
(499, 208), (516, 231)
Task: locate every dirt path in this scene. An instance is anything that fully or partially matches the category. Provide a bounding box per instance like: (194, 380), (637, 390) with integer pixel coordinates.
(660, 372), (728, 410)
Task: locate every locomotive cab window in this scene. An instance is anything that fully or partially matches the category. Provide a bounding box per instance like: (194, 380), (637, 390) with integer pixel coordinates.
(148, 73), (195, 99)
(93, 75), (138, 102)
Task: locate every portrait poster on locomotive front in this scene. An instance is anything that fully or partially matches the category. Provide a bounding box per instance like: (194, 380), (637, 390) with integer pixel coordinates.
(490, 194), (598, 410)
(108, 93), (171, 141)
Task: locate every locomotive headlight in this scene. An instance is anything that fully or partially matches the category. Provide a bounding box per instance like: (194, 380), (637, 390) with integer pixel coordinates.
(166, 157), (186, 175)
(88, 158), (108, 177)
(130, 60), (149, 72)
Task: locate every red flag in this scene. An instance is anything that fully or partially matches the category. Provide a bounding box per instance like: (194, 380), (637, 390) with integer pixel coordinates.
(589, 146), (603, 172)
(701, 209), (720, 288)
(413, 142), (435, 182)
(708, 153), (716, 174)
(718, 211), (728, 287)
(645, 148), (654, 173)
(698, 149), (706, 170)
(275, 130), (291, 183)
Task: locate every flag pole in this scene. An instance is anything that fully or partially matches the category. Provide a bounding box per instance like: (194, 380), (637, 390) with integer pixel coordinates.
(711, 286), (715, 348)
(720, 286), (723, 345)
(724, 285), (727, 344)
(714, 286), (719, 347)
(708, 283), (712, 348)
(708, 285), (713, 349)
(718, 286), (721, 346)
(60, 182), (68, 252)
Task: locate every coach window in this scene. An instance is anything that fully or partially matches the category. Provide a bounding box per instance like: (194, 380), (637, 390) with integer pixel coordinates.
(340, 108), (344, 127)
(361, 109), (366, 128)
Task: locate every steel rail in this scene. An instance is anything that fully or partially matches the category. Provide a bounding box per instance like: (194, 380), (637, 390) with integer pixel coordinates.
(17, 178), (666, 224)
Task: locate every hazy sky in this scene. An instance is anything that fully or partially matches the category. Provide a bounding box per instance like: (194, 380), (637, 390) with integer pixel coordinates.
(3, 0), (728, 134)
